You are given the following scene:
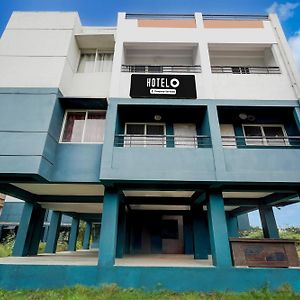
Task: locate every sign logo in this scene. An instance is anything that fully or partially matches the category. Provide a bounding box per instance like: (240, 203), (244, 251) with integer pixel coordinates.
(130, 74), (196, 99)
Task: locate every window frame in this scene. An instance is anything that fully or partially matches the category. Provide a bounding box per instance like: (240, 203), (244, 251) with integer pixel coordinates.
(59, 109), (106, 144)
(124, 122), (166, 147)
(77, 49), (114, 73)
(242, 124), (289, 146)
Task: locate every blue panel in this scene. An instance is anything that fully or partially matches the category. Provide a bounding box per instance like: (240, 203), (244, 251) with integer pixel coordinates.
(52, 144), (102, 182)
(223, 149), (300, 182)
(0, 88), (60, 181)
(104, 148), (215, 182)
(0, 202), (24, 223)
(1, 265), (300, 292)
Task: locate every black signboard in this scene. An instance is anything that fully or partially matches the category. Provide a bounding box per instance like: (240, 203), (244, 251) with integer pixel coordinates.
(130, 74), (197, 99)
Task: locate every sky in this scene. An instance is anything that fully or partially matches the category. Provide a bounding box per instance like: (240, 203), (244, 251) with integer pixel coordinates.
(0, 0), (300, 227)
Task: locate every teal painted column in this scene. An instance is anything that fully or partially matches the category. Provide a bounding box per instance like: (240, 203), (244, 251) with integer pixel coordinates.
(226, 215), (239, 238)
(293, 107), (300, 131)
(68, 218), (79, 251)
(83, 222), (92, 250)
(98, 188), (120, 267)
(192, 205), (210, 259)
(207, 191), (232, 267)
(259, 206), (280, 238)
(237, 213), (250, 231)
(116, 202), (126, 258)
(13, 202), (46, 256)
(183, 214), (194, 255)
(45, 211), (62, 253)
(207, 104), (226, 175)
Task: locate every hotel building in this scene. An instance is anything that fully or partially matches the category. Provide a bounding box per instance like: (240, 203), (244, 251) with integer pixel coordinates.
(0, 11), (299, 291)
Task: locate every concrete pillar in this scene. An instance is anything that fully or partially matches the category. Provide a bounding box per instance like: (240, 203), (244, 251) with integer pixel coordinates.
(183, 214), (194, 255)
(207, 191), (232, 267)
(83, 222), (92, 250)
(45, 211), (62, 253)
(68, 217), (79, 251)
(13, 202), (46, 256)
(98, 188), (120, 267)
(259, 206), (279, 238)
(226, 215), (239, 238)
(192, 205), (210, 259)
(116, 202), (126, 258)
(237, 213), (250, 231)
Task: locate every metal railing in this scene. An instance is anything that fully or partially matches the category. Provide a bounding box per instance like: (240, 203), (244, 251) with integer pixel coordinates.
(202, 14), (269, 20)
(122, 65), (201, 73)
(126, 13), (195, 20)
(221, 136), (300, 148)
(211, 66), (281, 74)
(114, 134), (211, 148)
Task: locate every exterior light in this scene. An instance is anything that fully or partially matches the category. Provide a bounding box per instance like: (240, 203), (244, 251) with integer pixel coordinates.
(154, 115), (162, 121)
(239, 113), (248, 120)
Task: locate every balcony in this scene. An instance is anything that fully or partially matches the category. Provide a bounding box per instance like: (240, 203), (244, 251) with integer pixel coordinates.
(221, 135), (300, 148)
(114, 134), (211, 148)
(121, 65), (201, 73)
(211, 66), (280, 75)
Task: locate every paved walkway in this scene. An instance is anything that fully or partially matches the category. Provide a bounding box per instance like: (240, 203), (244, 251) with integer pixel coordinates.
(0, 250), (213, 267)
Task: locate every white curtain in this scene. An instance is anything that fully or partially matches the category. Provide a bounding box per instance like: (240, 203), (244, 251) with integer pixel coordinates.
(78, 54), (96, 73)
(95, 53), (113, 72)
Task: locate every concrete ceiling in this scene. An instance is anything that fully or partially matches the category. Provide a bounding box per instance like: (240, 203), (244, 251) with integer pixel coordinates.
(12, 183), (105, 196)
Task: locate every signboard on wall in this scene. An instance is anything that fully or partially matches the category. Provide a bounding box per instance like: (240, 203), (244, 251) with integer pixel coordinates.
(130, 74), (197, 99)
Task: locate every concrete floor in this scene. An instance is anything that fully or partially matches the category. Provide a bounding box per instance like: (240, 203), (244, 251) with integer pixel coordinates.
(0, 250), (213, 267)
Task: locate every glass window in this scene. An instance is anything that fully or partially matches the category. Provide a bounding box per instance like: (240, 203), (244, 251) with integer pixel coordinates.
(83, 111), (106, 143)
(61, 112), (86, 142)
(124, 123), (165, 147)
(61, 111), (106, 143)
(77, 51), (113, 73)
(243, 125), (288, 146)
(263, 126), (286, 146)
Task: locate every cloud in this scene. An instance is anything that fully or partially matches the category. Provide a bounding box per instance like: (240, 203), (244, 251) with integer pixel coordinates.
(267, 2), (299, 20)
(288, 30), (300, 71)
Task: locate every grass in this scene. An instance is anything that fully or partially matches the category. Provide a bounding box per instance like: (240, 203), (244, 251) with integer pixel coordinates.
(0, 284), (300, 300)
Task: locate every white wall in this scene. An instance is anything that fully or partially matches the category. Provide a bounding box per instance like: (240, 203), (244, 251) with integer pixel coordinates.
(110, 12), (299, 100)
(0, 12), (80, 90)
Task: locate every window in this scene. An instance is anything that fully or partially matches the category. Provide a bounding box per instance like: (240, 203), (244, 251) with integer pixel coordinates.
(124, 123), (165, 147)
(77, 50), (113, 73)
(243, 124), (288, 146)
(61, 111), (106, 143)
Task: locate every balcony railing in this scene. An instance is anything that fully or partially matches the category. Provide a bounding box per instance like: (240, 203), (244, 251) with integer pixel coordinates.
(114, 134), (211, 148)
(221, 136), (300, 148)
(122, 65), (202, 73)
(126, 13), (195, 20)
(211, 66), (281, 74)
(202, 14), (269, 20)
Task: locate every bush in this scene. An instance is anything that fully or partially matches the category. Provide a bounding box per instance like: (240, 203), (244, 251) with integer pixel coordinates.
(0, 233), (15, 257)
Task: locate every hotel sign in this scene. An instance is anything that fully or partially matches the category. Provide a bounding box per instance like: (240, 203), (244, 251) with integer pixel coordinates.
(130, 74), (197, 99)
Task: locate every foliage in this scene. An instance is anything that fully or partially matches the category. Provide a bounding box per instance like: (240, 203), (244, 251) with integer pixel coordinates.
(0, 284), (300, 300)
(0, 233), (15, 257)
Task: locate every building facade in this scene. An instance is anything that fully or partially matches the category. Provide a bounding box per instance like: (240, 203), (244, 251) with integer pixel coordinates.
(0, 11), (299, 291)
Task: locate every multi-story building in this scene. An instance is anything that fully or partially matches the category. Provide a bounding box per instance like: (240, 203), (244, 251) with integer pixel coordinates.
(0, 11), (299, 291)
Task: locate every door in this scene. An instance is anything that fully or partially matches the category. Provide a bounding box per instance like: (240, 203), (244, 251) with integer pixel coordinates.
(173, 123), (197, 148)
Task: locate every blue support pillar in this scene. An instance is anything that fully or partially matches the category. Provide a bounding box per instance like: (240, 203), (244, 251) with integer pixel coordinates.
(45, 211), (62, 253)
(13, 202), (46, 256)
(116, 202), (126, 258)
(226, 215), (239, 238)
(192, 205), (210, 259)
(207, 191), (232, 267)
(259, 206), (279, 238)
(183, 214), (194, 255)
(83, 222), (92, 250)
(98, 188), (119, 267)
(68, 217), (79, 251)
(237, 213), (250, 231)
